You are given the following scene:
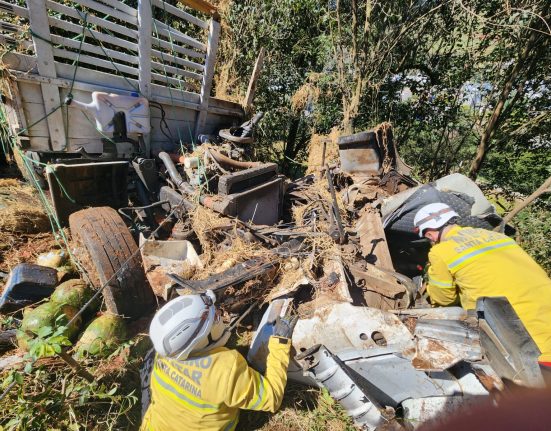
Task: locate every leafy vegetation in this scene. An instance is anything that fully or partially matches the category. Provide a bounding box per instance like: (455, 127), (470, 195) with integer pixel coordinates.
(214, 0), (550, 270)
(0, 314), (144, 431)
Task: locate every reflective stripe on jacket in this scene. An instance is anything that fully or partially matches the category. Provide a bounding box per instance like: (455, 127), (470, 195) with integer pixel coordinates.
(427, 226), (551, 362)
(141, 336), (290, 431)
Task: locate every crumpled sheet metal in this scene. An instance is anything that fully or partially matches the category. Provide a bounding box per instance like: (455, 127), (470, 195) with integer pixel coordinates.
(292, 302), (415, 356)
(412, 318), (482, 371)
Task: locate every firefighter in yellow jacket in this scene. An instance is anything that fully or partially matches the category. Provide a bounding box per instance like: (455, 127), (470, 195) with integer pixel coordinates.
(140, 290), (295, 431)
(414, 203), (551, 368)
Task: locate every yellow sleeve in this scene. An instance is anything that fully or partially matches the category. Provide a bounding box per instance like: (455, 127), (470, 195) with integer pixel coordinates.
(427, 252), (458, 306)
(224, 336), (290, 413)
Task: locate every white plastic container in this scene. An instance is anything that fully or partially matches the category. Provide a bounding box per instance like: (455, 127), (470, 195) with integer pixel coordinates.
(70, 92), (150, 134)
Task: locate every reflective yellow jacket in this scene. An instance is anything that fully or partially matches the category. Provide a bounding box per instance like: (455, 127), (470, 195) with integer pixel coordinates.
(426, 225), (551, 362)
(141, 336), (290, 431)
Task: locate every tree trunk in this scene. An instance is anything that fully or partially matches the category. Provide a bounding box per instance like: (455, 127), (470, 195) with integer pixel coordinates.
(496, 175), (551, 229)
(468, 26), (542, 179)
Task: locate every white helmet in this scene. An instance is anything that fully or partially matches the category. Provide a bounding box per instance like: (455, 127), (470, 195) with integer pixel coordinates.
(149, 290), (229, 359)
(413, 203), (459, 238)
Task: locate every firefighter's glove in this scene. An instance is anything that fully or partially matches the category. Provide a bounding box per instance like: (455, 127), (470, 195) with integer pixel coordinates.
(273, 315), (299, 339)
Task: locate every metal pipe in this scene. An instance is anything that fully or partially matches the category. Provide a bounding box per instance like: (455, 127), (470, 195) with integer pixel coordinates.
(208, 148), (261, 170)
(158, 151), (195, 194)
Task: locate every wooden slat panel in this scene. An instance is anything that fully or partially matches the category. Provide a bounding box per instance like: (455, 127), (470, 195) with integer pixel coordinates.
(151, 48), (204, 72)
(153, 20), (206, 51)
(150, 83), (201, 105)
(138, 0), (153, 155)
(49, 16), (138, 52)
(28, 0), (66, 150)
(152, 36), (205, 60)
(50, 35), (138, 66)
(95, 0), (138, 17)
(46, 0), (137, 40)
(21, 102), (50, 136)
(0, 20), (23, 33)
(151, 61), (203, 81)
(52, 48), (139, 76)
(0, 34), (33, 51)
(69, 0), (138, 25)
(0, 1), (29, 19)
(28, 137), (103, 153)
(151, 72), (196, 91)
(151, 0), (208, 29)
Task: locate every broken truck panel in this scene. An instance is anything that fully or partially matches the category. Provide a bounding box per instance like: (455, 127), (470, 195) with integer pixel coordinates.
(291, 303), (415, 359)
(46, 161), (129, 226)
(477, 296), (545, 387)
(337, 124), (414, 180)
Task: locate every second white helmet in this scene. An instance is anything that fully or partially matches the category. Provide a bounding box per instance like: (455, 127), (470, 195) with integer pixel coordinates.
(413, 203), (459, 238)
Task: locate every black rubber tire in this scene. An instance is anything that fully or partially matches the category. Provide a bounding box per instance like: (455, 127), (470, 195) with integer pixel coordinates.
(69, 206), (155, 319)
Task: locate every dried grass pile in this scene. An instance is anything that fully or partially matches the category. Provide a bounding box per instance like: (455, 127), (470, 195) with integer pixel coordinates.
(0, 179), (50, 234)
(189, 205), (270, 279)
(290, 80), (320, 114)
(306, 128), (342, 174)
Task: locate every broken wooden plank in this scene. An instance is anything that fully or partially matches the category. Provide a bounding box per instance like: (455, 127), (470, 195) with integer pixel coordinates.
(355, 208), (394, 271)
(28, 0), (66, 150)
(243, 47), (266, 110)
(194, 18), (220, 136)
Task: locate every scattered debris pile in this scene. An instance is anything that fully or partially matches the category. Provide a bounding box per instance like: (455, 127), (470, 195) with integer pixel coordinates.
(1, 122), (546, 430)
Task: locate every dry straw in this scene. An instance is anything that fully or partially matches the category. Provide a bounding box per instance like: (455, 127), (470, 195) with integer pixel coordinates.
(0, 179), (50, 234)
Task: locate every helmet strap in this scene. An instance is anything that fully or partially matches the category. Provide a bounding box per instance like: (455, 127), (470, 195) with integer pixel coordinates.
(437, 228), (444, 243)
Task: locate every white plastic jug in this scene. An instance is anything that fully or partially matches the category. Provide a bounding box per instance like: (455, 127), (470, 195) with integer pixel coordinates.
(70, 92), (150, 134)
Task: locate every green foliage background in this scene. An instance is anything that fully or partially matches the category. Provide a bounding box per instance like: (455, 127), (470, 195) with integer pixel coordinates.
(213, 0), (551, 271)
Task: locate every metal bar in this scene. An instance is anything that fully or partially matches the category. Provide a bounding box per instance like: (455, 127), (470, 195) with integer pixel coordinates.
(326, 167), (346, 244)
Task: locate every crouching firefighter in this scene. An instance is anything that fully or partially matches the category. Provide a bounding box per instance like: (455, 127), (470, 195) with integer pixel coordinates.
(140, 290), (295, 431)
(413, 203), (551, 374)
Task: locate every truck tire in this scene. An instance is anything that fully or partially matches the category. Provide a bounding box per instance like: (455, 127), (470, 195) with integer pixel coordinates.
(69, 206), (155, 319)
